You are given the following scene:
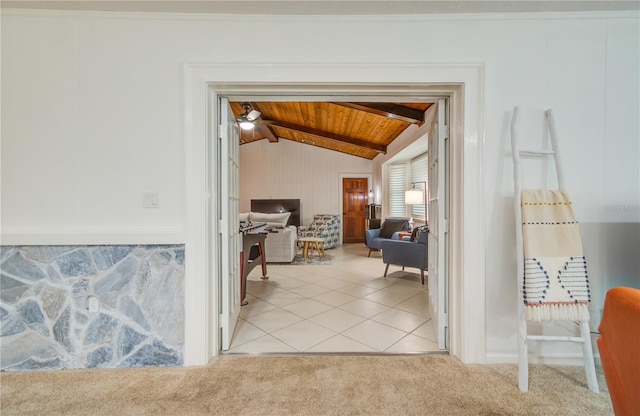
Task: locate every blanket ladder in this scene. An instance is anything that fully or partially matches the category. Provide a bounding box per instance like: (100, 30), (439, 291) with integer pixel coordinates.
(511, 106), (599, 393)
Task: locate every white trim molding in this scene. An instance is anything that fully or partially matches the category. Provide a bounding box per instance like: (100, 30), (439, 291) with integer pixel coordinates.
(0, 228), (185, 246)
(184, 62), (486, 365)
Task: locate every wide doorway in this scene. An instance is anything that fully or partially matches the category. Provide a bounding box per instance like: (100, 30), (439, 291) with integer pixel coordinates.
(217, 94), (449, 355)
(183, 65), (486, 366)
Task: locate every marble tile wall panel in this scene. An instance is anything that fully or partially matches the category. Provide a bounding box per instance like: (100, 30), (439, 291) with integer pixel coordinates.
(0, 245), (185, 371)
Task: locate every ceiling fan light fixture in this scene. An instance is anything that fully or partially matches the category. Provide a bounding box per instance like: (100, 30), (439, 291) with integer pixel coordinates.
(237, 103), (258, 130)
(238, 116), (254, 130)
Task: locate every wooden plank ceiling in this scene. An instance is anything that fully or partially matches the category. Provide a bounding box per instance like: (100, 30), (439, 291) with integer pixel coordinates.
(230, 101), (432, 160)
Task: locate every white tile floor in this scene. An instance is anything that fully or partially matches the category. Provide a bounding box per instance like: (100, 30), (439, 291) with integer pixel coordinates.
(226, 243), (443, 354)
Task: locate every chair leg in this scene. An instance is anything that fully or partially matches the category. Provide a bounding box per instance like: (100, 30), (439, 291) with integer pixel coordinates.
(420, 269), (425, 285)
(368, 249), (372, 257)
(384, 263), (390, 277)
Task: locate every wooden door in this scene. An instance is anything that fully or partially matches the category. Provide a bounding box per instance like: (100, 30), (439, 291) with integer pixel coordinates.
(342, 178), (368, 243)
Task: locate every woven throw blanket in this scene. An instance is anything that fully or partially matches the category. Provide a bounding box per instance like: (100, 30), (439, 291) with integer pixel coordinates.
(521, 189), (591, 321)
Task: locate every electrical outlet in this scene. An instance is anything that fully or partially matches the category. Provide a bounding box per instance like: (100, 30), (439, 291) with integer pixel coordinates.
(87, 296), (100, 313)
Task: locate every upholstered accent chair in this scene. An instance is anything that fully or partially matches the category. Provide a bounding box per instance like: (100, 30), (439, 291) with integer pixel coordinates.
(364, 218), (410, 257)
(381, 225), (428, 284)
(597, 287), (640, 416)
(297, 214), (341, 249)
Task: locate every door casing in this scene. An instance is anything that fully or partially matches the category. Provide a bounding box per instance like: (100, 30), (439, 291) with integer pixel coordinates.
(183, 63), (486, 366)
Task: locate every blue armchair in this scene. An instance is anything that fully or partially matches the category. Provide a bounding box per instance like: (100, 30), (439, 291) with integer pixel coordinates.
(381, 225), (428, 284)
(364, 218), (410, 257)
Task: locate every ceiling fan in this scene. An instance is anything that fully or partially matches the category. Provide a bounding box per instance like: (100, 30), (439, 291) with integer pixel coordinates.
(237, 103), (261, 130)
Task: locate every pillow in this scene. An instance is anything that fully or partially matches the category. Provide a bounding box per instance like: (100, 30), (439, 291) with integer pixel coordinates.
(239, 212), (250, 223)
(409, 225), (428, 242)
(412, 225), (429, 243)
(379, 220), (405, 239)
(249, 211), (291, 227)
(409, 226), (419, 242)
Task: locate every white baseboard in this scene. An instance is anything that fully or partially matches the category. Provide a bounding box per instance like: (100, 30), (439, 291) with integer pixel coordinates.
(486, 353), (602, 367)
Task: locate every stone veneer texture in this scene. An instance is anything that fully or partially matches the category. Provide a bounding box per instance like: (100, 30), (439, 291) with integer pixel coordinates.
(0, 245), (184, 371)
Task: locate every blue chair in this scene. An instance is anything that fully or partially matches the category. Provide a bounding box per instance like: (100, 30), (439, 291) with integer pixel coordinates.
(364, 218), (410, 257)
(381, 225), (428, 284)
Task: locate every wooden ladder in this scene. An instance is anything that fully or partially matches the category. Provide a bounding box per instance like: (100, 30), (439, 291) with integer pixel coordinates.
(511, 106), (599, 393)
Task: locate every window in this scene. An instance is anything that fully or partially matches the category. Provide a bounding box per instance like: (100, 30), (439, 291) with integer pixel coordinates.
(388, 164), (407, 217)
(410, 154), (428, 221)
(386, 154), (428, 220)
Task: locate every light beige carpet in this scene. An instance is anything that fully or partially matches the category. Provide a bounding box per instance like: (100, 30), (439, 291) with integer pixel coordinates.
(1, 355), (612, 415)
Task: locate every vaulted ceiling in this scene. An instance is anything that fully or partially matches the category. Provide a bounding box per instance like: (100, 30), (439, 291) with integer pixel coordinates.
(229, 101), (432, 160)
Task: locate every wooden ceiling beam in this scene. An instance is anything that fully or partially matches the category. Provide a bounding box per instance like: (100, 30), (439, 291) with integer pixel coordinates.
(250, 102), (279, 142)
(263, 119), (387, 154)
(332, 102), (426, 125)
(256, 123), (279, 143)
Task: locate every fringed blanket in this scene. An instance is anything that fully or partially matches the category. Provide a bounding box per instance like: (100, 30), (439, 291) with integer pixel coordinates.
(521, 189), (591, 321)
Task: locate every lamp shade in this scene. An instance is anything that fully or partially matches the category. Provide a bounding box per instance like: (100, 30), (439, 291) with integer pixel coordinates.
(405, 189), (424, 205)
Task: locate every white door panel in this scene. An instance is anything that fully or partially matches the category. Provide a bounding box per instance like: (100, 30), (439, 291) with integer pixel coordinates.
(428, 97), (449, 350)
(219, 97), (241, 351)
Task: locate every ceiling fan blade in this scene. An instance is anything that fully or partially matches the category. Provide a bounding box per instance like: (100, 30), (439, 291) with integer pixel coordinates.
(247, 109), (261, 121)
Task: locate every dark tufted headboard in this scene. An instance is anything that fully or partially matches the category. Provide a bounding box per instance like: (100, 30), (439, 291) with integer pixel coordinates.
(250, 199), (301, 227)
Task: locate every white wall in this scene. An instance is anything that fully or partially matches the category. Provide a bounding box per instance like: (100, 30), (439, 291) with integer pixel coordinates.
(480, 16), (640, 360)
(2, 10), (638, 362)
(239, 139), (371, 225)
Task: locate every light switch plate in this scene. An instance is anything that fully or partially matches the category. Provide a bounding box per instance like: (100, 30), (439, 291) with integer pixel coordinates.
(142, 192), (160, 208)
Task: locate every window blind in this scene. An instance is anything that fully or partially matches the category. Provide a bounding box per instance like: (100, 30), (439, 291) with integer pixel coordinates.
(410, 154), (428, 220)
(388, 164), (407, 217)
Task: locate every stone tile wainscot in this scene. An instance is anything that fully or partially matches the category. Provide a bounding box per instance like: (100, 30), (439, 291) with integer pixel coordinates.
(0, 245), (184, 371)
